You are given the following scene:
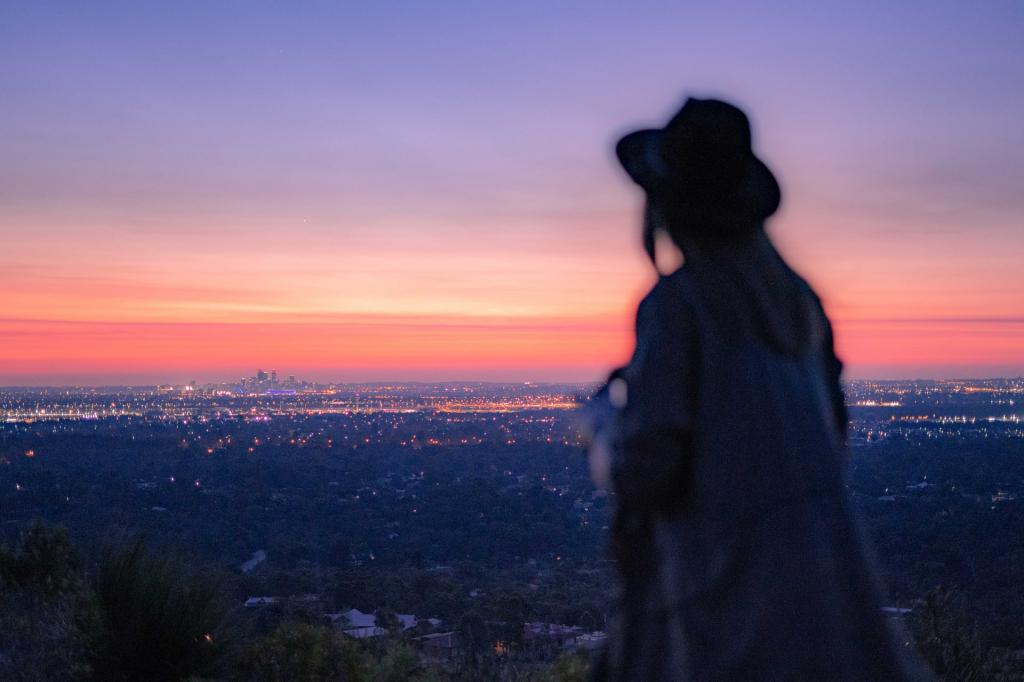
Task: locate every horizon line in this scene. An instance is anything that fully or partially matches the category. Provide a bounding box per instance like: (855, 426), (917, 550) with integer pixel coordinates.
(3, 376), (1023, 390)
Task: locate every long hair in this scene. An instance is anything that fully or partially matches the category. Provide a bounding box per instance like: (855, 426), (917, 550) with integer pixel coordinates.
(645, 195), (821, 358)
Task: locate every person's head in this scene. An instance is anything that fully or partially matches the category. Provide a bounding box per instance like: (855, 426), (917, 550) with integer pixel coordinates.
(616, 97), (781, 265)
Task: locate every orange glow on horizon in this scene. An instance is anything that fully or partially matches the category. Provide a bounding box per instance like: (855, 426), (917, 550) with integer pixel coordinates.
(0, 315), (633, 383)
(2, 307), (1022, 384)
(3, 205), (1023, 384)
(3, 137), (1022, 385)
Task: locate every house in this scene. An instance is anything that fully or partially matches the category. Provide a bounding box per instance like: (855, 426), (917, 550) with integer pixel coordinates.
(244, 596), (277, 608)
(341, 625), (388, 639)
(418, 631), (459, 661)
(523, 622), (582, 649)
(328, 608), (419, 639)
(573, 631), (608, 651)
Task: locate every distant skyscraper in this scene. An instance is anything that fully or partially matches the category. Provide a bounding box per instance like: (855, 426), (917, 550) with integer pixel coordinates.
(257, 369), (268, 383)
(271, 370), (278, 385)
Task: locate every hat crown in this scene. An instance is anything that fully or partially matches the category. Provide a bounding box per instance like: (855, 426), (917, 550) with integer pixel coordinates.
(614, 94), (781, 240)
(661, 98), (753, 191)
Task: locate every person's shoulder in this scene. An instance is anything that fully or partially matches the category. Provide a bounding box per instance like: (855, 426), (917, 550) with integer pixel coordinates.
(792, 271), (820, 304)
(784, 268), (833, 348)
(779, 262), (828, 318)
(636, 267), (698, 328)
(797, 275), (832, 324)
(656, 266), (698, 307)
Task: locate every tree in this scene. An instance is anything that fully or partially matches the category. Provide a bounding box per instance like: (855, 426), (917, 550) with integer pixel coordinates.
(912, 587), (985, 682)
(371, 642), (428, 682)
(0, 522), (97, 680)
(455, 611), (490, 669)
(91, 538), (231, 681)
(236, 621), (367, 681)
(0, 522), (82, 598)
(374, 608), (403, 638)
(537, 652), (590, 682)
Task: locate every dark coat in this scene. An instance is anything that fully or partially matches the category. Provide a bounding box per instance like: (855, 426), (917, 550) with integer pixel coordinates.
(592, 249), (932, 681)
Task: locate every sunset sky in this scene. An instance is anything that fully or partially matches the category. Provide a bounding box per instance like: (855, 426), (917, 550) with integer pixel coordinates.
(2, 2), (1022, 385)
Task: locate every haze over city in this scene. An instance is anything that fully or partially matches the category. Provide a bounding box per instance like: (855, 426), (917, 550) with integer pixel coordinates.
(3, 2), (1023, 385)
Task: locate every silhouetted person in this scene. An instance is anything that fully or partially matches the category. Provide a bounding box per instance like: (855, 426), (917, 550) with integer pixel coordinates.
(584, 97), (933, 681)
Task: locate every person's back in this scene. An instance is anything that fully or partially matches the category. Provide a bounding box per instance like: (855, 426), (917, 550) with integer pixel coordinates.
(588, 97), (933, 681)
(659, 260), (917, 680)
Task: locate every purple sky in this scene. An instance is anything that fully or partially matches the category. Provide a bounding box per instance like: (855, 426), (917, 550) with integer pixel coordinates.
(2, 2), (1022, 383)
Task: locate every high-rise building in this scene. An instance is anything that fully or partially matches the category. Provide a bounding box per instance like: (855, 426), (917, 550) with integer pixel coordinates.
(271, 370), (278, 385)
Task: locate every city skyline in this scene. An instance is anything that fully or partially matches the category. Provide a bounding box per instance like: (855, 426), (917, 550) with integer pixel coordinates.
(3, 2), (1023, 384)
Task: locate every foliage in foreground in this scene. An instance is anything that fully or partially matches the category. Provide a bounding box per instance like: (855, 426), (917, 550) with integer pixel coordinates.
(0, 523), (97, 680)
(0, 523), (230, 681)
(91, 537), (230, 681)
(9, 522), (1024, 681)
(0, 522), (594, 681)
(236, 621), (365, 681)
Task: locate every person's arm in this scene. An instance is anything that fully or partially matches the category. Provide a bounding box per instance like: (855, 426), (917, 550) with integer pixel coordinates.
(611, 280), (697, 513)
(581, 369), (627, 491)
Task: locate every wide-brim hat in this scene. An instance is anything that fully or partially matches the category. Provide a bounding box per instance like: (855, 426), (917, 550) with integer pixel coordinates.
(616, 97), (780, 224)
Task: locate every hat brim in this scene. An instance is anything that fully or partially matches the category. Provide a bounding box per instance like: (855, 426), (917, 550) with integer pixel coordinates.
(615, 128), (780, 220)
(615, 129), (668, 189)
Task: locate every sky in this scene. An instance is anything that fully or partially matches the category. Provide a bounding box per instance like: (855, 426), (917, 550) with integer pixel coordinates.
(2, 1), (1023, 385)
